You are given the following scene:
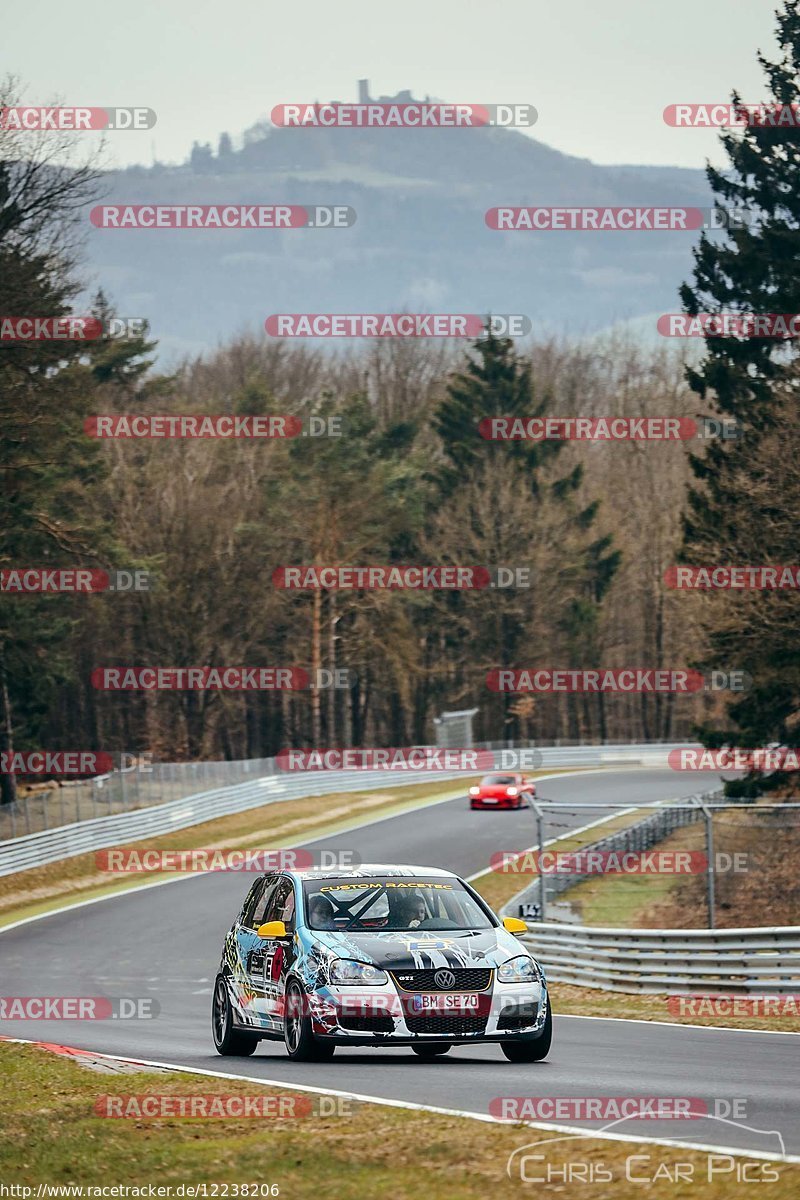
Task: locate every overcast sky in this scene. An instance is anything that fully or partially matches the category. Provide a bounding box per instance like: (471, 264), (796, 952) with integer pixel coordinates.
(4, 0), (784, 170)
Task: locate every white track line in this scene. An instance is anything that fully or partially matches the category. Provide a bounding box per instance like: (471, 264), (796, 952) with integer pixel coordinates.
(2, 1036), (796, 1163)
(558, 1013), (800, 1037)
(464, 798), (640, 882)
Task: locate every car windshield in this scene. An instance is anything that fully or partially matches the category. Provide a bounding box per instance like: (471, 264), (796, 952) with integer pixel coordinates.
(482, 775), (516, 785)
(302, 877), (495, 932)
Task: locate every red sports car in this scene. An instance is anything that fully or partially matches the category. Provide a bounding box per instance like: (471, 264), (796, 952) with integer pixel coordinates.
(469, 773), (536, 810)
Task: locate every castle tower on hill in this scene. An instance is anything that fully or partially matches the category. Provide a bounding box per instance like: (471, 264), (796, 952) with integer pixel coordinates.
(356, 80), (430, 105)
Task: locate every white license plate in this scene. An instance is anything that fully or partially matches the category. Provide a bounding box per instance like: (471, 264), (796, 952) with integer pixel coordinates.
(416, 994), (479, 1011)
(480, 797), (498, 803)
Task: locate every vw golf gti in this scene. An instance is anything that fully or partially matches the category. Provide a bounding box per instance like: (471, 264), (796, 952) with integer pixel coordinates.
(213, 863), (551, 1062)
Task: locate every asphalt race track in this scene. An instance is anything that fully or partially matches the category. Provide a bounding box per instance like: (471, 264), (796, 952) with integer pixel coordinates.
(1, 768), (797, 1159)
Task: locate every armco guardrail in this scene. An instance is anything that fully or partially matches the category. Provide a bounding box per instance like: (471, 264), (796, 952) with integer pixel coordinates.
(0, 767), (454, 878)
(0, 741), (690, 877)
(0, 738), (684, 842)
(522, 923), (800, 994)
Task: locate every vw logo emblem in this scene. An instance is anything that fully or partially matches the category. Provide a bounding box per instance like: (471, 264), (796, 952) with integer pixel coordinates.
(434, 969), (456, 989)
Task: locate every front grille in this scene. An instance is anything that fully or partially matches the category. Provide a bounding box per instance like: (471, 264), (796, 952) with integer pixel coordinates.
(339, 1014), (395, 1034)
(406, 1013), (488, 1036)
(391, 968), (492, 992)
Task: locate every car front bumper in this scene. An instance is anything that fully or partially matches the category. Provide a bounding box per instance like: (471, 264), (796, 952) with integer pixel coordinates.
(307, 981), (548, 1042)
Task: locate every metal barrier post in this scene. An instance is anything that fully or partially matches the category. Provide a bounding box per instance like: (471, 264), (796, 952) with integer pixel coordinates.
(531, 798), (547, 922)
(697, 796), (716, 930)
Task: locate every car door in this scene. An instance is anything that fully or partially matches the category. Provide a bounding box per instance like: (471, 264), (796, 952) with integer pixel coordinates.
(258, 874), (297, 1024)
(233, 874), (279, 1029)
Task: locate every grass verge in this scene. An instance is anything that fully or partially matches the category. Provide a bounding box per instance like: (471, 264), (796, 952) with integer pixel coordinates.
(554, 821), (705, 928)
(0, 1043), (795, 1196)
(556, 802), (800, 930)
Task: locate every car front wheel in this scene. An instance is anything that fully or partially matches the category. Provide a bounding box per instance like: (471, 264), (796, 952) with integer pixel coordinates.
(501, 1006), (552, 1062)
(284, 979), (335, 1061)
(212, 976), (259, 1056)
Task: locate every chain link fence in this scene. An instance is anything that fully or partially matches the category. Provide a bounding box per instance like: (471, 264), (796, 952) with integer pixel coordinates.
(0, 758), (275, 841)
(0, 739), (686, 843)
(501, 797), (800, 930)
(507, 800), (708, 918)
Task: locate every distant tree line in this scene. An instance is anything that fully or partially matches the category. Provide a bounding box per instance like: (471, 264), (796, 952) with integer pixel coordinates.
(3, 0), (800, 796)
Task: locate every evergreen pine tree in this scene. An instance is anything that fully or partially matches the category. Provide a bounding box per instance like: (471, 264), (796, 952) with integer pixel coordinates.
(432, 332), (620, 739)
(679, 1), (800, 766)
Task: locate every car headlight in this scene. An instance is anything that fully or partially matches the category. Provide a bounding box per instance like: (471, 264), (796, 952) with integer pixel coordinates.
(507, 787), (518, 796)
(469, 786), (480, 795)
(498, 954), (542, 984)
(329, 958), (388, 986)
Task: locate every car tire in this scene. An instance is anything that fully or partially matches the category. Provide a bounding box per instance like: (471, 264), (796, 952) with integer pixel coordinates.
(284, 979), (336, 1062)
(212, 976), (259, 1056)
(501, 1006), (552, 1062)
(411, 1043), (451, 1058)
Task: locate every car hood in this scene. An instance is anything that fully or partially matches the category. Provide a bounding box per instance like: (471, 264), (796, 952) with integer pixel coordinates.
(308, 926), (530, 970)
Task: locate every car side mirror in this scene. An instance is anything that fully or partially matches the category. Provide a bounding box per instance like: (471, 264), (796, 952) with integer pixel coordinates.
(503, 917), (528, 935)
(257, 920), (287, 939)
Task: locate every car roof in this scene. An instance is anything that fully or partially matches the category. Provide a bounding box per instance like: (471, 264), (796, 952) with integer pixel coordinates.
(279, 863), (459, 882)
